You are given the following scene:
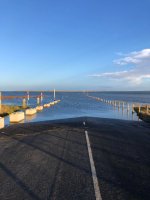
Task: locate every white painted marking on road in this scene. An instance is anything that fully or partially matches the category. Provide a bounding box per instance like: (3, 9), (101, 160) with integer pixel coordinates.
(85, 130), (102, 200)
(83, 121), (86, 126)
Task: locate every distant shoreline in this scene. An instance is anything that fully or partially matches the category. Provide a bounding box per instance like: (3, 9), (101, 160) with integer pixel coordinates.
(1, 90), (150, 92)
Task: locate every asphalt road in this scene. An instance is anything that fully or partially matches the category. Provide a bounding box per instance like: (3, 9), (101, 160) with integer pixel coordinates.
(0, 117), (150, 200)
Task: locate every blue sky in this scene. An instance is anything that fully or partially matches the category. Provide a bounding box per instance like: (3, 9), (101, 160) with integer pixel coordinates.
(0, 0), (150, 90)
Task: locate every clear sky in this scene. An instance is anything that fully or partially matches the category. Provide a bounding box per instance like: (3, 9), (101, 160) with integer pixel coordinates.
(0, 0), (150, 91)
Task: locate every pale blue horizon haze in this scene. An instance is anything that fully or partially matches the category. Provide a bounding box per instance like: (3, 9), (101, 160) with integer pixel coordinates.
(0, 0), (150, 91)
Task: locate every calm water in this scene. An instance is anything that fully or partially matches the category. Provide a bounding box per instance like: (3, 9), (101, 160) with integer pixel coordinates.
(2, 91), (150, 125)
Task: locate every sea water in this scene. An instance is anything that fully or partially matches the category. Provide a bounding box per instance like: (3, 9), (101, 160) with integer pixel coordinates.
(2, 91), (150, 125)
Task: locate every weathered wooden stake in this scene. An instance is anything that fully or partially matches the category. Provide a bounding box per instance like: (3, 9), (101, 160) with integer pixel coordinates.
(41, 92), (43, 101)
(37, 97), (40, 105)
(53, 89), (55, 101)
(22, 98), (26, 108)
(127, 103), (130, 112)
(132, 104), (134, 113)
(146, 105), (149, 114)
(27, 92), (30, 100)
(122, 102), (124, 109)
(138, 105), (141, 113)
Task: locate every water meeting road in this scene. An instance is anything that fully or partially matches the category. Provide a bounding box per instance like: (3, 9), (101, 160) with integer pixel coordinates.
(0, 117), (150, 200)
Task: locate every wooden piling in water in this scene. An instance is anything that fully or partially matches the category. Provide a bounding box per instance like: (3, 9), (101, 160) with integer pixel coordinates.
(132, 104), (134, 113)
(22, 98), (26, 108)
(146, 105), (149, 114)
(37, 97), (40, 105)
(138, 105), (141, 113)
(27, 92), (30, 100)
(41, 92), (43, 101)
(122, 102), (124, 109)
(127, 103), (130, 112)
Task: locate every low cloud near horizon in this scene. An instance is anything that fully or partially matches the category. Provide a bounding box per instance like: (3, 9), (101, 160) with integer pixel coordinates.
(90, 48), (150, 85)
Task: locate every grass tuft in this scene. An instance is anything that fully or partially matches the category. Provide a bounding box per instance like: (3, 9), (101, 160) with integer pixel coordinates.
(0, 104), (29, 117)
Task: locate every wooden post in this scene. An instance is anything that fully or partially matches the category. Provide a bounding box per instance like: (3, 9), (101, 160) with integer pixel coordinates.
(116, 101), (117, 107)
(138, 105), (141, 113)
(132, 104), (134, 113)
(127, 103), (130, 112)
(27, 92), (30, 100)
(117, 102), (120, 110)
(37, 97), (40, 105)
(132, 112), (134, 120)
(41, 92), (43, 101)
(22, 98), (26, 108)
(146, 105), (149, 114)
(122, 102), (124, 110)
(54, 89), (56, 101)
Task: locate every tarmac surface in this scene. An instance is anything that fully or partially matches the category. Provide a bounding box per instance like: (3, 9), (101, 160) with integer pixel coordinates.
(0, 117), (150, 200)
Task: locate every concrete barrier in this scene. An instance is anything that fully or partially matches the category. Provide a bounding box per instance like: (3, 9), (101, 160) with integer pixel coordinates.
(9, 112), (25, 123)
(36, 106), (43, 111)
(50, 102), (55, 106)
(44, 104), (50, 108)
(25, 108), (37, 115)
(0, 117), (4, 129)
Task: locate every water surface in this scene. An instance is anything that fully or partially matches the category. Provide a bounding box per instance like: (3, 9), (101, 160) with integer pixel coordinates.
(2, 91), (150, 125)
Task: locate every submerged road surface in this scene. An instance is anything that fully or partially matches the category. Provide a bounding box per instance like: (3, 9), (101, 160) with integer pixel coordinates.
(0, 117), (150, 200)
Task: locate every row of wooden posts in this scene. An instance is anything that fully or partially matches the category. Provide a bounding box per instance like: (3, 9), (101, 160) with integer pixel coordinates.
(87, 95), (150, 114)
(0, 91), (55, 108)
(22, 92), (44, 108)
